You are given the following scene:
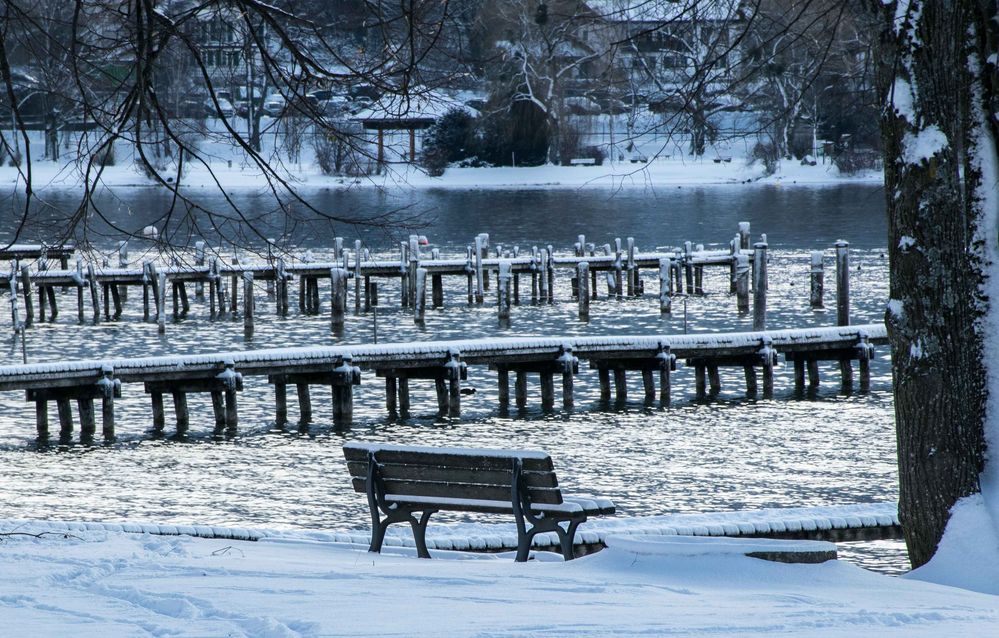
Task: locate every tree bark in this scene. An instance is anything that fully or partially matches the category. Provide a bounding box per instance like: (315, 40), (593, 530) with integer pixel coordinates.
(874, 0), (996, 568)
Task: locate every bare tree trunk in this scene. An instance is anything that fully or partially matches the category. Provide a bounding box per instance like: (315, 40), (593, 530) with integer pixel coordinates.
(874, 0), (994, 568)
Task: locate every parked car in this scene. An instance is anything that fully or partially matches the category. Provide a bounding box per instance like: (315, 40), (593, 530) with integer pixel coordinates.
(205, 96), (235, 118)
(349, 96), (374, 114)
(262, 95), (286, 117)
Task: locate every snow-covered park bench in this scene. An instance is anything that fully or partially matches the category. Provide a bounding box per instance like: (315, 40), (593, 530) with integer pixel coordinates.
(343, 442), (615, 562)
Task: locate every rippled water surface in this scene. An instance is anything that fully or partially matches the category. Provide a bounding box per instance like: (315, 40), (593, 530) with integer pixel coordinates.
(0, 184), (908, 571)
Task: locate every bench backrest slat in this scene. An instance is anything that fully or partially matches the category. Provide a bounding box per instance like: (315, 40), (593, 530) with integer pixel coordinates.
(345, 461), (559, 489)
(343, 444), (554, 473)
(350, 477), (563, 504)
(343, 443), (563, 505)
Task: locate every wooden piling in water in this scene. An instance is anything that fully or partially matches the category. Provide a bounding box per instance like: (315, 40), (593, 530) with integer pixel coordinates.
(173, 391), (189, 434)
(243, 272), (254, 337)
(20, 265), (33, 327)
(195, 241), (205, 299)
(684, 242), (694, 294)
(613, 368), (627, 401)
(810, 251), (825, 308)
(330, 267), (347, 328)
(836, 241), (850, 326)
(739, 221), (751, 250)
(659, 258), (672, 314)
(614, 239), (624, 299)
(498, 261), (512, 322)
(354, 240), (362, 311)
(540, 371), (555, 411)
(497, 367), (509, 407)
(578, 262), (590, 319)
(626, 237), (636, 296)
(157, 272), (167, 334)
(752, 243), (768, 330)
(515, 370), (527, 409)
(432, 273), (443, 308)
(414, 267), (427, 323)
(736, 254), (750, 313)
(474, 235), (485, 304)
(57, 397), (73, 441)
(694, 244), (705, 295)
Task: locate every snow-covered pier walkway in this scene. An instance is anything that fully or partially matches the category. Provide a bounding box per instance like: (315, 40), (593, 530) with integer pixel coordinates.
(0, 502), (901, 553)
(0, 322), (886, 441)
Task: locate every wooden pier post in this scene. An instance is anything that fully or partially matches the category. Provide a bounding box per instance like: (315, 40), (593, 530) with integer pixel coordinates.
(735, 254), (750, 313)
(729, 236), (739, 293)
(434, 378), (448, 415)
(694, 243), (705, 295)
(577, 262), (590, 320)
(330, 267), (348, 328)
(836, 241), (852, 385)
(808, 360), (821, 388)
(20, 264), (33, 326)
(745, 365), (759, 394)
(78, 397), (96, 441)
(540, 371), (555, 411)
(836, 240), (850, 325)
(243, 272), (254, 337)
(695, 364), (707, 398)
(481, 234), (491, 290)
(613, 368), (627, 401)
(794, 360), (806, 391)
(195, 241), (205, 299)
(221, 360), (239, 435)
(546, 245), (555, 302)
(641, 369), (655, 402)
(739, 221), (751, 250)
(274, 381), (288, 427)
(385, 376), (398, 415)
(354, 240), (362, 311)
(276, 258), (288, 316)
(99, 366), (118, 440)
(157, 272), (167, 334)
(707, 365), (721, 395)
(408, 235), (419, 307)
(626, 237), (636, 296)
(230, 254), (239, 314)
(498, 261), (512, 322)
(810, 251), (825, 308)
(538, 248), (550, 302)
(297, 383), (312, 424)
(659, 258), (672, 314)
(657, 344), (674, 406)
(752, 242), (768, 330)
(474, 235), (485, 304)
(173, 391), (190, 435)
(432, 273), (444, 308)
(515, 370), (528, 409)
(858, 333), (872, 391)
(446, 350), (462, 417)
(613, 238), (624, 299)
(151, 391), (165, 434)
(35, 399), (48, 440)
(684, 242), (694, 294)
(398, 377), (411, 416)
(497, 367), (510, 408)
(761, 338), (775, 397)
(57, 398), (73, 441)
(414, 267), (427, 323)
(210, 391), (225, 434)
(559, 346), (576, 409)
(592, 366), (608, 401)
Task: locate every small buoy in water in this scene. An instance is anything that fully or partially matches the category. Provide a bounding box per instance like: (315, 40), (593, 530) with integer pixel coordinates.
(459, 387), (476, 395)
(418, 235), (429, 246)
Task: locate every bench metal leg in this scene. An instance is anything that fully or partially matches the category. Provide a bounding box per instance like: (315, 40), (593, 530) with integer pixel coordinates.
(410, 511), (434, 559)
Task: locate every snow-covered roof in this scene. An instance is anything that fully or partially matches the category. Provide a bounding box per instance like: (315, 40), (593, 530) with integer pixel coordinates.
(352, 89), (478, 124)
(587, 0), (743, 24)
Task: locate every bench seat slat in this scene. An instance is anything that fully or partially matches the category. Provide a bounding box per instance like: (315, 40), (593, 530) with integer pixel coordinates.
(351, 477), (564, 504)
(382, 494), (609, 516)
(345, 461), (558, 488)
(343, 443), (554, 472)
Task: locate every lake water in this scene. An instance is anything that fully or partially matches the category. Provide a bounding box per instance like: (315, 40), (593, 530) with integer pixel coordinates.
(0, 183), (905, 572)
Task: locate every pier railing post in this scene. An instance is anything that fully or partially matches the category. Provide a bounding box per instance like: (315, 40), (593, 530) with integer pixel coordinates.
(558, 344), (577, 409)
(810, 251), (825, 308)
(577, 262), (590, 320)
(752, 242), (768, 330)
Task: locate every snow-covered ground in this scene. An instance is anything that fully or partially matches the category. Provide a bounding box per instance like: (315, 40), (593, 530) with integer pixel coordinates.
(1, 526), (995, 637)
(0, 124), (881, 193)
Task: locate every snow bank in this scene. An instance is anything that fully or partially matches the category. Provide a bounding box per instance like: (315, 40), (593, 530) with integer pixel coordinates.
(908, 493), (999, 594)
(0, 527), (994, 637)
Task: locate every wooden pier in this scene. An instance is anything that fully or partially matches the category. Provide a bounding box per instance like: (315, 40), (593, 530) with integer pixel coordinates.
(2, 224), (783, 334)
(0, 323), (887, 442)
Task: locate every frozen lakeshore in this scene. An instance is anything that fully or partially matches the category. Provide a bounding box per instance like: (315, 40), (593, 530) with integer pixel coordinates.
(1, 519), (996, 637)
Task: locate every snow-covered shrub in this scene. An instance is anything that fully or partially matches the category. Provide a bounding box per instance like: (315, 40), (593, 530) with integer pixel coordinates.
(421, 108), (478, 176)
(750, 142), (778, 175)
(313, 129), (367, 177)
